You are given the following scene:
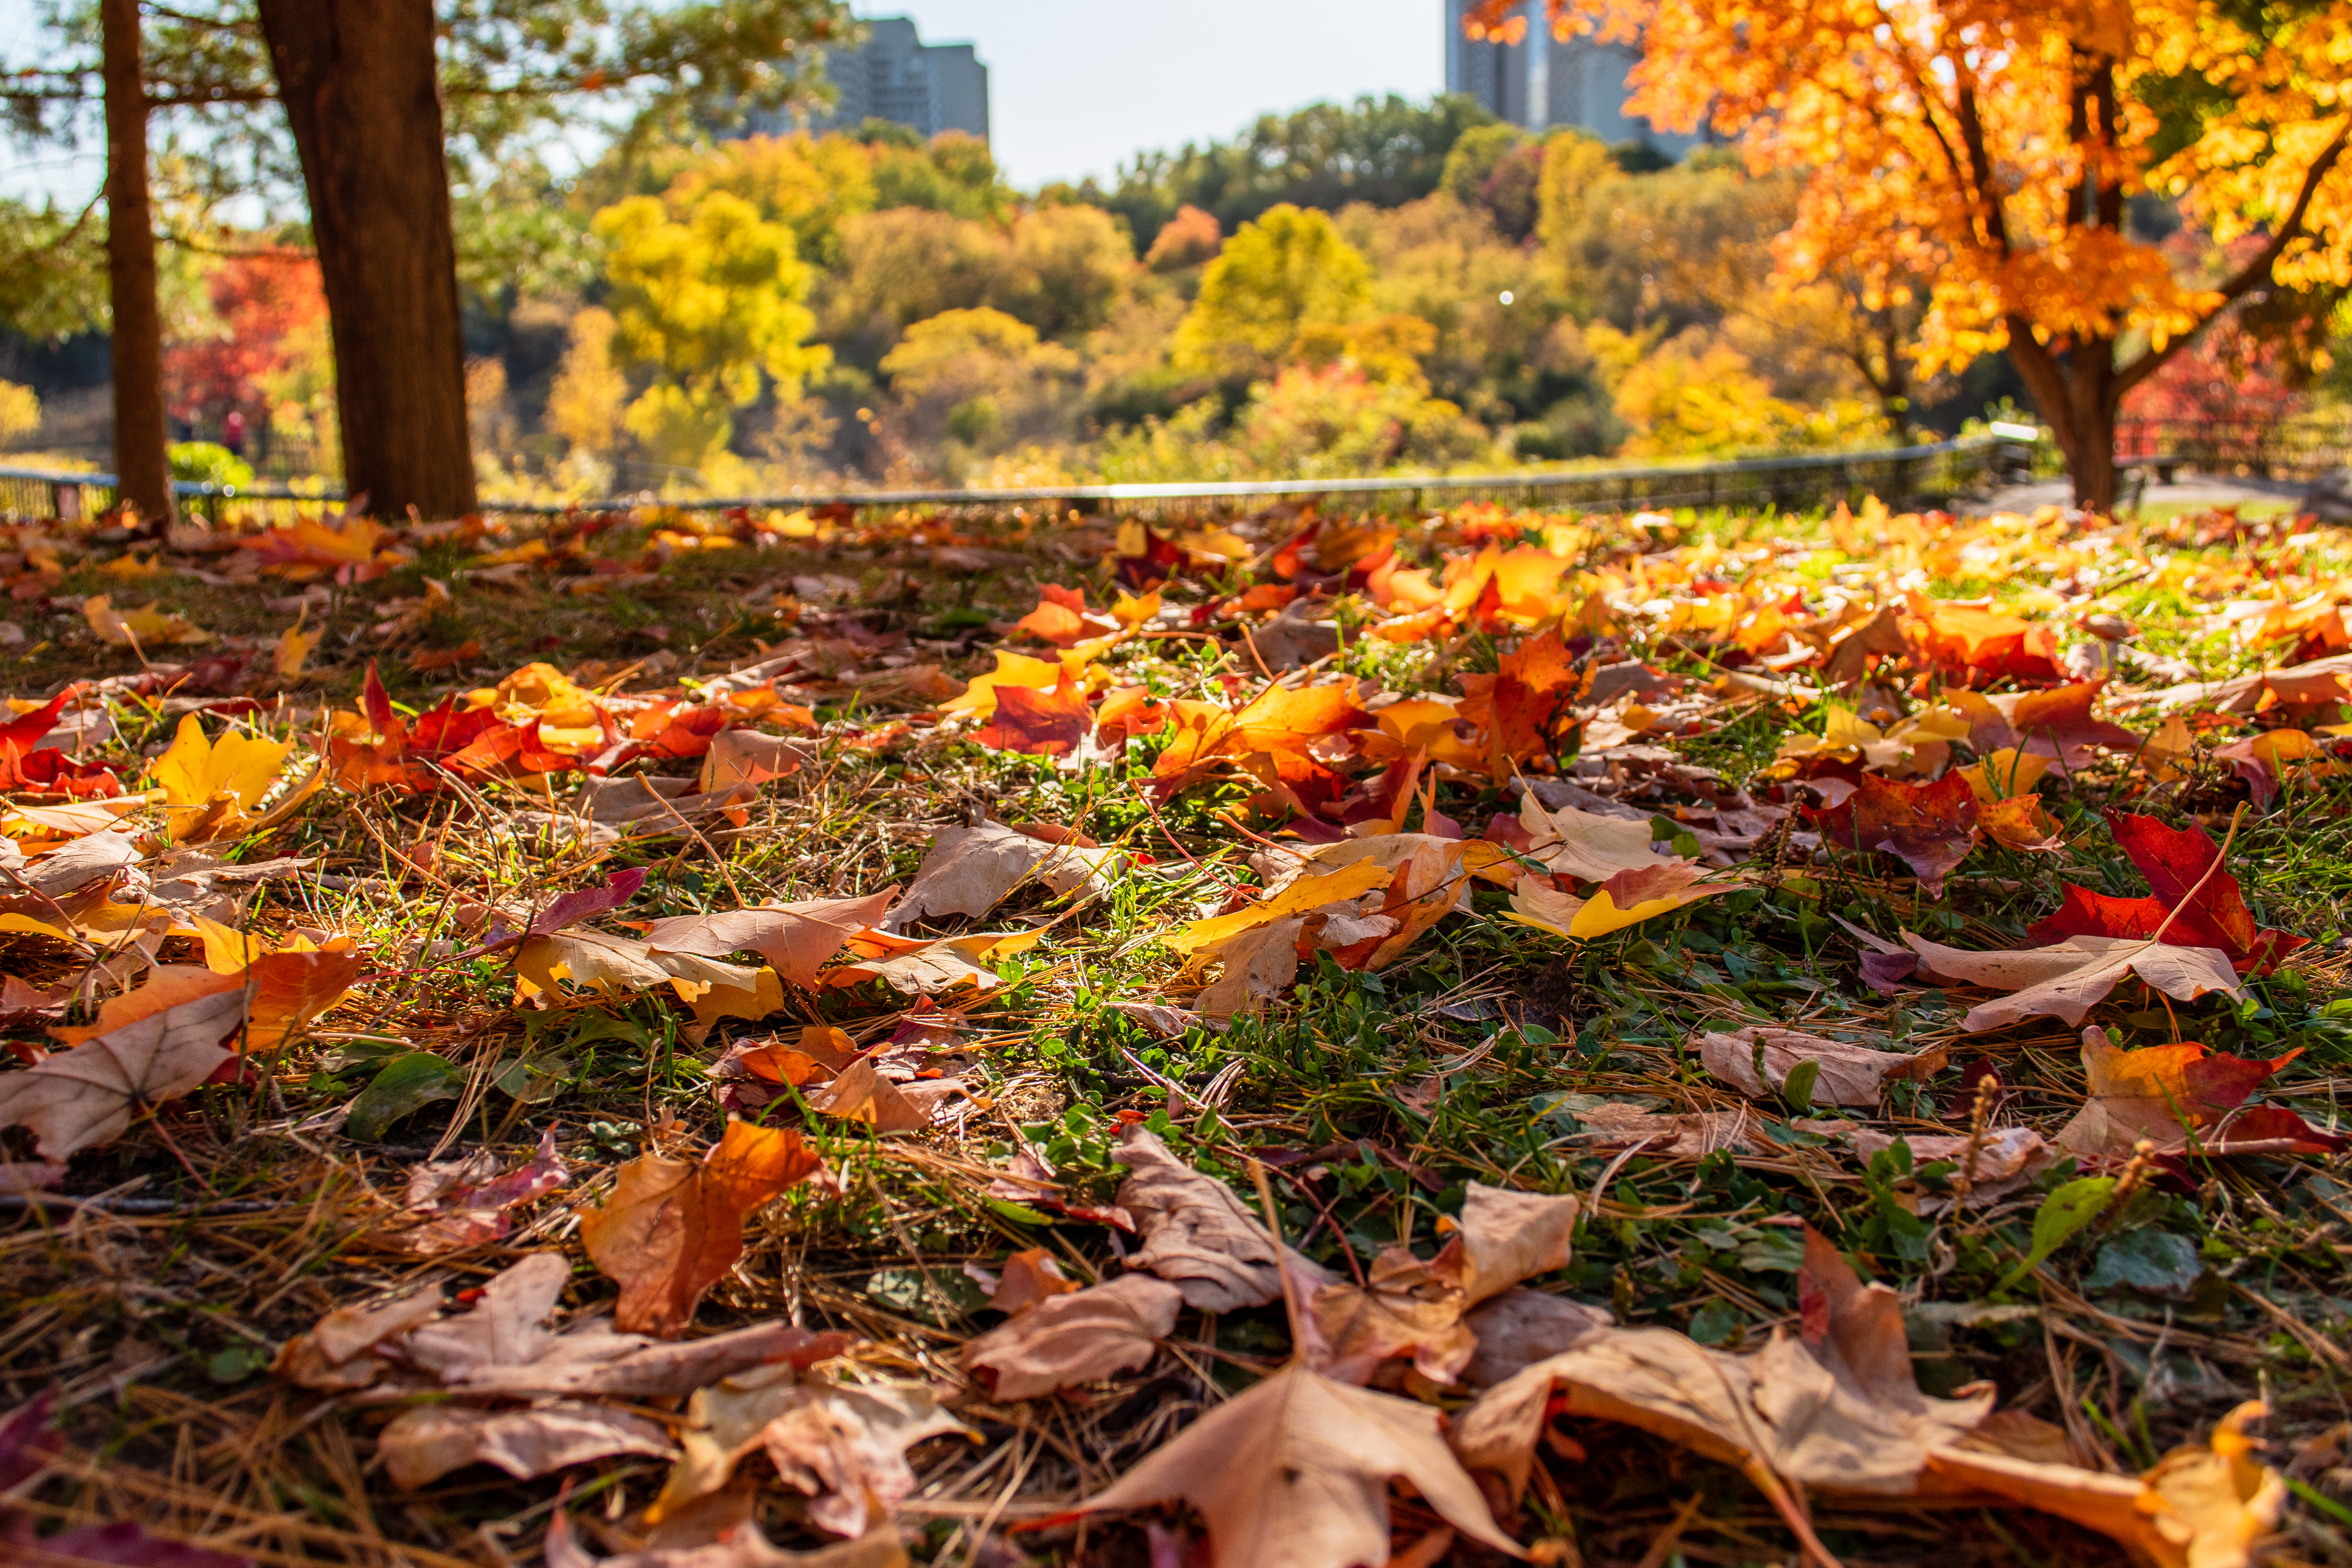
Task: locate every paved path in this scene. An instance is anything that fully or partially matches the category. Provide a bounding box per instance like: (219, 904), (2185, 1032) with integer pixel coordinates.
(1962, 474), (2312, 515)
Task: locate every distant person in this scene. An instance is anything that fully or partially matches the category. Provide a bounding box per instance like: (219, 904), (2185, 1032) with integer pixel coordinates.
(222, 409), (246, 458)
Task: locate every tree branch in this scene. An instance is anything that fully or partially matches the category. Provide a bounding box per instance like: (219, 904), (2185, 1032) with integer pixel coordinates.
(2113, 118), (2352, 398)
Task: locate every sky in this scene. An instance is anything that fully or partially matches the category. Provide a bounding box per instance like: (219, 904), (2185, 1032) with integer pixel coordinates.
(869, 0), (1444, 187)
(0, 0), (1448, 201)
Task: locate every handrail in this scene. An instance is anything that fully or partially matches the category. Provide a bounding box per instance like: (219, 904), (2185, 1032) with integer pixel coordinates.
(0, 431), (2012, 518)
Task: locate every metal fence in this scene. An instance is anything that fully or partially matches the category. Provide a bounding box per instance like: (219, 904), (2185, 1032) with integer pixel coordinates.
(0, 431), (2012, 528)
(2116, 416), (2352, 481)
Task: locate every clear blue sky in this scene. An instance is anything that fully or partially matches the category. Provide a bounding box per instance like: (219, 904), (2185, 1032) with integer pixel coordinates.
(875, 0), (1444, 187)
(0, 0), (1448, 201)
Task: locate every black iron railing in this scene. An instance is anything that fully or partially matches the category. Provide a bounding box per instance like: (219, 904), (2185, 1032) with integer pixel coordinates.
(0, 432), (2013, 526)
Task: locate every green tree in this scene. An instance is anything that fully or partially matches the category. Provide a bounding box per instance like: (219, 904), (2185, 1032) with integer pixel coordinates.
(877, 306), (1081, 476)
(1171, 204), (1372, 380)
(594, 190), (828, 475)
(993, 205), (1136, 341)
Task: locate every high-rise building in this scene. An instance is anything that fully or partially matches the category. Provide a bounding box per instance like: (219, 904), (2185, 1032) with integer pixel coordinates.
(755, 15), (989, 142)
(1442, 0), (1697, 157)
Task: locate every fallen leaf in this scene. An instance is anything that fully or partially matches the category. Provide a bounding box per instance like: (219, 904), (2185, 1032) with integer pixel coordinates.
(84, 594), (210, 648)
(544, 1509), (906, 1568)
(800, 1057), (932, 1132)
(1062, 1361), (1523, 1568)
(1808, 771), (1980, 892)
(1113, 1126), (1282, 1311)
(1698, 1027), (1948, 1108)
(1460, 1288), (1616, 1387)
(973, 671), (1093, 757)
(378, 1401), (676, 1489)
(1508, 859), (1727, 940)
(961, 1272), (1181, 1400)
(645, 888), (899, 988)
(656, 1366), (974, 1538)
(2026, 811), (2305, 973)
(697, 728), (815, 799)
(396, 1127), (571, 1254)
(579, 1121), (824, 1336)
(0, 987), (246, 1157)
(1515, 795), (1679, 883)
(1897, 930), (2244, 1032)
(879, 821), (1115, 931)
(983, 1247), (1079, 1316)
(2053, 1027), (2342, 1160)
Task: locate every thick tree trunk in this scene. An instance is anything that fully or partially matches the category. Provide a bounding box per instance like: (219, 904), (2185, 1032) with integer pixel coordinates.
(254, 0), (476, 519)
(101, 0), (173, 528)
(2004, 321), (2119, 513)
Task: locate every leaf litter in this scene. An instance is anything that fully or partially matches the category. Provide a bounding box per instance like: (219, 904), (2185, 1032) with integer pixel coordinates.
(0, 495), (2348, 1566)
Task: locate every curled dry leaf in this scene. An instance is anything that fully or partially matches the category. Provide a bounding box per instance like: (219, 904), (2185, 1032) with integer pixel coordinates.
(985, 1247), (1079, 1315)
(0, 987), (246, 1158)
(1842, 1124), (2054, 1211)
(395, 1126), (571, 1254)
(545, 1510), (908, 1568)
(1460, 1289), (1616, 1388)
(1303, 1182), (1579, 1386)
(377, 1401), (676, 1490)
(1113, 1126), (1282, 1312)
(878, 821), (1116, 931)
(1508, 859), (1728, 940)
(1698, 1027), (1949, 1108)
(579, 1121), (823, 1336)
(961, 1272), (1183, 1400)
(1063, 1361), (1523, 1568)
(643, 887), (899, 989)
(1894, 930), (2243, 1032)
(652, 1365), (975, 1538)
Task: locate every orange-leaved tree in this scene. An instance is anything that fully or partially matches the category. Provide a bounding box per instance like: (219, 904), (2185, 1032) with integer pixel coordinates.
(1471, 0), (2352, 509)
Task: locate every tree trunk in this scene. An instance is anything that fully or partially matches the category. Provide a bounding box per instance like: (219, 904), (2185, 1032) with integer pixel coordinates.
(101, 0), (174, 529)
(2003, 321), (2119, 513)
(254, 0), (476, 519)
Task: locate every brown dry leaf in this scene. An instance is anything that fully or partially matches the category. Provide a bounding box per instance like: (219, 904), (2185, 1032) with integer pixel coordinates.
(2052, 1027), (2341, 1159)
(652, 1364), (975, 1538)
(1460, 1289), (1616, 1387)
(546, 1513), (906, 1568)
(579, 1121), (823, 1336)
(394, 1127), (571, 1255)
(1453, 1227), (1993, 1517)
(1515, 795), (1680, 882)
(1697, 1026), (1948, 1108)
(987, 1247), (1080, 1315)
(645, 888), (900, 988)
(1304, 1182), (1579, 1386)
(1064, 1361), (1523, 1568)
(0, 986), (246, 1157)
(1843, 1125), (2054, 1211)
(877, 821), (1116, 931)
(377, 1401), (676, 1489)
(698, 728), (815, 796)
(1113, 1125), (1283, 1311)
(823, 928), (1038, 994)
(961, 1273), (1182, 1401)
(1192, 914), (1308, 1019)
(1567, 1102), (1771, 1156)
(801, 1057), (928, 1132)
(1925, 1400), (2285, 1568)
(1897, 931), (2244, 1031)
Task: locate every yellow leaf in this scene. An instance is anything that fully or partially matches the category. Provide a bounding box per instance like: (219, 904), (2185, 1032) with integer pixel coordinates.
(275, 617), (319, 679)
(148, 715), (295, 840)
(1166, 861), (1393, 958)
(192, 914), (271, 975)
(1957, 747), (2051, 802)
(83, 595), (210, 648)
(939, 649), (1092, 720)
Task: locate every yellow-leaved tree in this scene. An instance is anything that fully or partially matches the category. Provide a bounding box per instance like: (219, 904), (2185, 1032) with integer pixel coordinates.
(593, 190), (830, 480)
(1477, 0), (2352, 508)
(1171, 204), (1374, 380)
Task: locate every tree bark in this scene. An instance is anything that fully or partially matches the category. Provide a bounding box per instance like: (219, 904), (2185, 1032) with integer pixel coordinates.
(2004, 321), (2119, 513)
(254, 0), (476, 519)
(101, 0), (174, 528)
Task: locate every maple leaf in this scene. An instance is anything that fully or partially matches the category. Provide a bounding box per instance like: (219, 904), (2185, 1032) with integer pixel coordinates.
(1063, 1361), (1524, 1568)
(1892, 930), (2243, 1033)
(2025, 811), (2304, 974)
(975, 1246), (1082, 1315)
(1808, 770), (1980, 893)
(84, 594), (212, 648)
(939, 649), (1092, 722)
(0, 987), (246, 1157)
(1112, 1126), (1284, 1311)
(697, 728), (813, 800)
(1013, 582), (1107, 646)
(394, 1127), (571, 1255)
(1902, 595), (2064, 685)
(650, 1366), (974, 1537)
(643, 887), (899, 988)
(2053, 1027), (2342, 1161)
(1150, 679), (1367, 806)
(1698, 1026), (1949, 1108)
(579, 1121), (823, 1336)
(1509, 859), (1728, 940)
(962, 1273), (1184, 1401)
(378, 1402), (676, 1490)
(0, 692), (123, 799)
(1961, 682), (2143, 769)
(1458, 621), (1586, 773)
(881, 822), (1114, 931)
(972, 671), (1092, 757)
